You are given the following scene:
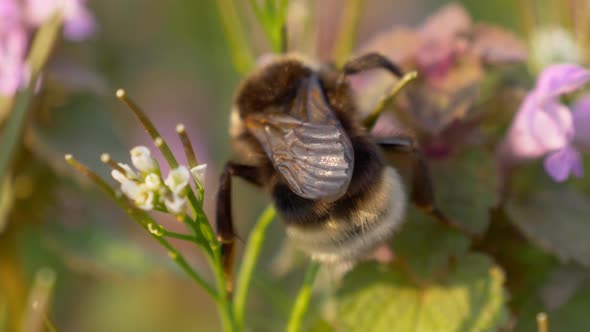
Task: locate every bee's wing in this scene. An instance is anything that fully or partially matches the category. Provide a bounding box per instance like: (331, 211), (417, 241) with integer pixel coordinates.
(246, 76), (354, 201)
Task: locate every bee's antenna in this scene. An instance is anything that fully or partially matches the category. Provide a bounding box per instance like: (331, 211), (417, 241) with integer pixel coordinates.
(363, 70), (418, 129)
(341, 53), (404, 79)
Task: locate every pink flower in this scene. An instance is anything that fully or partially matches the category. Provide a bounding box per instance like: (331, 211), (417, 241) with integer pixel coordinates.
(359, 3), (526, 134)
(0, 0), (22, 31)
(26, 0), (96, 40)
(0, 27), (29, 95)
(498, 64), (590, 181)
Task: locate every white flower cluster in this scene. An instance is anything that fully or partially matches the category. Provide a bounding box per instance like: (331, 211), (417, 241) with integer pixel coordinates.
(110, 146), (206, 214)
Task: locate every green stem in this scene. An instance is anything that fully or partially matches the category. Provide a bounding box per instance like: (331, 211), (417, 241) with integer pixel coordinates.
(332, 0), (365, 66)
(216, 0), (255, 74)
(234, 206), (276, 329)
(285, 261), (320, 332)
(115, 90), (179, 169)
(0, 78), (37, 185)
(207, 243), (237, 332)
(163, 230), (196, 242)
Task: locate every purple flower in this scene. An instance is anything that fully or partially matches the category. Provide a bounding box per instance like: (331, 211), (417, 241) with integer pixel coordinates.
(498, 64), (590, 181)
(25, 0), (96, 41)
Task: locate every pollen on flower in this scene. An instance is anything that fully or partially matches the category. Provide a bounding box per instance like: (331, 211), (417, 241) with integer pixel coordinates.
(147, 223), (164, 237)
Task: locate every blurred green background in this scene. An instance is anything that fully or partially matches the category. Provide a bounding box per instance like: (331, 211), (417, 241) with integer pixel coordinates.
(1, 0), (520, 331)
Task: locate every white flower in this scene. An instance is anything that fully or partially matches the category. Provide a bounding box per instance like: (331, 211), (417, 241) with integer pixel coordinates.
(130, 146), (158, 173)
(111, 163), (138, 183)
(530, 26), (583, 73)
(164, 194), (186, 214)
(134, 185), (155, 211)
(165, 166), (190, 195)
(190, 164), (207, 187)
(120, 179), (140, 200)
(144, 173), (162, 191)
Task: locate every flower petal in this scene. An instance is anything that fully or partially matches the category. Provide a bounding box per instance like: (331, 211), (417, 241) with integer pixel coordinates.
(529, 99), (574, 150)
(359, 26), (420, 65)
(544, 146), (584, 182)
(535, 64), (590, 99)
(502, 93), (573, 160)
(572, 93), (590, 150)
(470, 23), (527, 65)
(419, 3), (471, 41)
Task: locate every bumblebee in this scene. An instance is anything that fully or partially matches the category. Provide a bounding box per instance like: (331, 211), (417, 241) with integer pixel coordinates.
(216, 53), (455, 291)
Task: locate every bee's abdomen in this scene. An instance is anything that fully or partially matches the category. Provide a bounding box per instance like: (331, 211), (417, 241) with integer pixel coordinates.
(283, 167), (407, 263)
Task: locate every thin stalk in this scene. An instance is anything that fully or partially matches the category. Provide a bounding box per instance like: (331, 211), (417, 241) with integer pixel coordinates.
(0, 77), (37, 185)
(163, 230), (197, 242)
(516, 0), (536, 41)
(285, 261), (320, 332)
(234, 206), (276, 329)
(363, 70), (418, 129)
(216, 0), (255, 74)
(175, 124), (199, 168)
(115, 89), (178, 168)
(65, 155), (218, 299)
(206, 240), (237, 332)
(537, 312), (549, 332)
(332, 0), (365, 66)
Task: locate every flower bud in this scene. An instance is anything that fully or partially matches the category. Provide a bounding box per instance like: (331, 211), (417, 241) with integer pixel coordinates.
(190, 164), (207, 187)
(130, 146), (158, 173)
(111, 163), (138, 183)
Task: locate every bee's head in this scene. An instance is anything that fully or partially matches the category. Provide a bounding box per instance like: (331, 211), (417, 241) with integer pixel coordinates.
(235, 56), (314, 116)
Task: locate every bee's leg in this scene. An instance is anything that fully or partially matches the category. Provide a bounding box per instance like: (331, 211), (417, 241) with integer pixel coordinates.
(376, 137), (480, 239)
(216, 161), (263, 296)
(341, 53), (404, 78)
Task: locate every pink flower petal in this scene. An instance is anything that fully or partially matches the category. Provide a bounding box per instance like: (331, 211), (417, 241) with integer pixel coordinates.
(0, 27), (29, 96)
(544, 146), (584, 182)
(503, 93), (574, 160)
(419, 3), (471, 41)
(25, 0), (96, 40)
(572, 93), (590, 150)
(535, 64), (590, 100)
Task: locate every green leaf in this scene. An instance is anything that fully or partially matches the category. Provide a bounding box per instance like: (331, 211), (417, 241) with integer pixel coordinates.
(431, 149), (498, 234)
(506, 187), (590, 267)
(336, 254), (508, 332)
(391, 207), (469, 279)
